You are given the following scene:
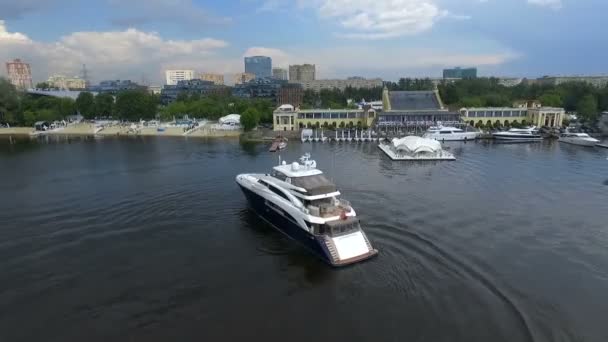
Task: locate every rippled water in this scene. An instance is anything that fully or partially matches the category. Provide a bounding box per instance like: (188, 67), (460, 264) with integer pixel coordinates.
(1, 136), (607, 342)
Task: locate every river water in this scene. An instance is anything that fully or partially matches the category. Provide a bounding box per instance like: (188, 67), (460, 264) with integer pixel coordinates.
(0, 136), (607, 342)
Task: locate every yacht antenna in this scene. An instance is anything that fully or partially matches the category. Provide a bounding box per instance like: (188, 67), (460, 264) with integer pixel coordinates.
(278, 154), (281, 166)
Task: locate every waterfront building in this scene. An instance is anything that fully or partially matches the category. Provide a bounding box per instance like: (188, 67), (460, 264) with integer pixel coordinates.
(294, 78), (383, 92)
(244, 56), (272, 78)
(161, 79), (229, 104)
(277, 83), (304, 107)
(233, 77), (285, 102)
(272, 68), (288, 81)
(200, 73), (224, 85)
(443, 67), (477, 79)
(273, 105), (376, 131)
(88, 80), (143, 94)
(234, 72), (256, 85)
(165, 69), (195, 86)
(46, 74), (86, 90)
(460, 106), (564, 128)
(536, 75), (608, 88)
(5, 58), (33, 90)
(289, 64), (315, 82)
(378, 87), (460, 126)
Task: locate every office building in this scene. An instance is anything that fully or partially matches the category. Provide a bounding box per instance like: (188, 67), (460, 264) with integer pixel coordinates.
(234, 72), (256, 85)
(5, 58), (33, 90)
(88, 80), (143, 94)
(443, 67), (477, 79)
(294, 78), (383, 92)
(147, 85), (162, 95)
(46, 74), (86, 90)
(277, 84), (304, 107)
(233, 78), (285, 103)
(244, 56), (272, 78)
(161, 79), (229, 104)
(200, 73), (224, 85)
(272, 68), (288, 81)
(165, 69), (195, 85)
(289, 64), (315, 82)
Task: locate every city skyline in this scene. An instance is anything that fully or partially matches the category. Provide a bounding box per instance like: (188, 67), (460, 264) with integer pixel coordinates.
(0, 0), (607, 84)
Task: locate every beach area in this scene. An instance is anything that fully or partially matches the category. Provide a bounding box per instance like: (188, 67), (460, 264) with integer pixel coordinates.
(0, 122), (242, 138)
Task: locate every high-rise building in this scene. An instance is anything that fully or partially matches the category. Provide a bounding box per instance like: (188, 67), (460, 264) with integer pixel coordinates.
(234, 72), (256, 85)
(244, 56), (272, 78)
(165, 69), (195, 85)
(46, 74), (87, 90)
(443, 67), (477, 79)
(5, 59), (33, 90)
(277, 84), (304, 107)
(289, 64), (316, 82)
(199, 73), (224, 85)
(272, 68), (288, 81)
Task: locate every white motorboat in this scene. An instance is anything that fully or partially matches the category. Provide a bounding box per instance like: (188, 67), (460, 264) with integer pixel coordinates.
(559, 132), (600, 147)
(492, 127), (542, 142)
(423, 126), (478, 141)
(236, 154), (378, 266)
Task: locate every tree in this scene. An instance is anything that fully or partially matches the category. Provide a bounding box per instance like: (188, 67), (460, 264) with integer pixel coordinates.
(115, 90), (158, 121)
(76, 92), (95, 119)
(539, 92), (562, 107)
(0, 78), (20, 124)
(577, 94), (598, 122)
(240, 108), (259, 131)
(36, 82), (51, 89)
(94, 93), (115, 117)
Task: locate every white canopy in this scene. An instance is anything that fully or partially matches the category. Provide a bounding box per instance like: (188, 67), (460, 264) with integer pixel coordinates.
(219, 114), (240, 125)
(391, 136), (442, 154)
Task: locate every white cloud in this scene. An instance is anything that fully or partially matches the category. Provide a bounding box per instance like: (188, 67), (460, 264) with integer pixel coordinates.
(0, 21), (231, 83)
(298, 0), (447, 39)
(0, 20), (31, 42)
(527, 0), (562, 10)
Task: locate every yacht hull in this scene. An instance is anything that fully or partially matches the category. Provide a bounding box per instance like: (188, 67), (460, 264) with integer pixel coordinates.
(238, 184), (335, 265)
(423, 132), (478, 141)
(559, 138), (599, 146)
(493, 134), (543, 142)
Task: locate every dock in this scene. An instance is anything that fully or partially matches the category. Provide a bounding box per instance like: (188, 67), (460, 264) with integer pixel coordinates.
(378, 144), (456, 161)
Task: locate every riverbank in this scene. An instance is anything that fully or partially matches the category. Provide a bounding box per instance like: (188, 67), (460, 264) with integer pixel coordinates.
(0, 123), (241, 138)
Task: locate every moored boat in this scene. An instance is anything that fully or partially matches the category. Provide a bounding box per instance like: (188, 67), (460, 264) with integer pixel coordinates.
(559, 132), (600, 147)
(492, 127), (542, 142)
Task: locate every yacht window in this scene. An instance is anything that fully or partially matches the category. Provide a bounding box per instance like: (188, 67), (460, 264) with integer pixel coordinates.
(271, 170), (287, 181)
(440, 131), (452, 134)
(269, 185), (290, 201)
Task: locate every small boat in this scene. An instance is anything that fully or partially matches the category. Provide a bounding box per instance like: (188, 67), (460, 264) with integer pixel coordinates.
(269, 136), (288, 152)
(559, 132), (600, 147)
(347, 130), (352, 142)
(314, 130), (320, 142)
(301, 129), (313, 143)
(321, 130), (328, 143)
(423, 126), (478, 141)
(492, 127), (542, 142)
(236, 153), (379, 266)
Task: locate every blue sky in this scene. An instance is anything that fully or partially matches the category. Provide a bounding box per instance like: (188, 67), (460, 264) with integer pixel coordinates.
(1, 0), (606, 84)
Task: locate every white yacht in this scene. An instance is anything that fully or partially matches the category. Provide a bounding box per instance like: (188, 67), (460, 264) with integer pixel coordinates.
(492, 127), (543, 142)
(559, 132), (600, 147)
(423, 126), (478, 141)
(236, 154), (378, 267)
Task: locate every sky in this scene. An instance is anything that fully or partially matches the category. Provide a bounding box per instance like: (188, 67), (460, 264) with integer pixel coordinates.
(0, 0), (606, 84)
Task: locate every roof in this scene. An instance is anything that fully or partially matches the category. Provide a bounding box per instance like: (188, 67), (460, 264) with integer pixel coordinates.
(388, 91), (441, 110)
(273, 164), (322, 178)
(392, 136), (442, 154)
(297, 109), (364, 113)
(290, 174), (337, 196)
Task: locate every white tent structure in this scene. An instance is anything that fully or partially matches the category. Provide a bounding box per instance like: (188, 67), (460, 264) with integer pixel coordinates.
(378, 136), (455, 160)
(219, 114), (241, 126)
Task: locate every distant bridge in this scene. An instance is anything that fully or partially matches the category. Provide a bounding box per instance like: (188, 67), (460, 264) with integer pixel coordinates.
(26, 89), (98, 100)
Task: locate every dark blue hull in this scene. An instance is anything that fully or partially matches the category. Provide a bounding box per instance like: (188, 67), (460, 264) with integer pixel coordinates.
(238, 184), (334, 265)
